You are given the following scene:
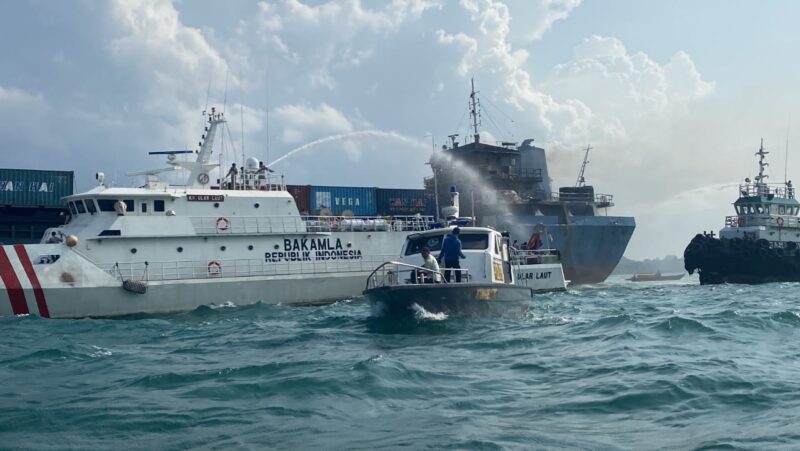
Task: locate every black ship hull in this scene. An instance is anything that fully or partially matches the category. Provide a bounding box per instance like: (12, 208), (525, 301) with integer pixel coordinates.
(684, 234), (800, 284)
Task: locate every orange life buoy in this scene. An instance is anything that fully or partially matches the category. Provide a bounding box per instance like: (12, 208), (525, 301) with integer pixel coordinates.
(207, 260), (222, 277)
(216, 216), (230, 232)
(777, 216), (785, 227)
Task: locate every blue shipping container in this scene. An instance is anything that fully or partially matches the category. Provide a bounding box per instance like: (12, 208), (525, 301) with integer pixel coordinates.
(0, 168), (74, 208)
(310, 185), (377, 216)
(376, 188), (436, 216)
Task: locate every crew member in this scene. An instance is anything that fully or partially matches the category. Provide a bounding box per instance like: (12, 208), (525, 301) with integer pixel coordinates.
(419, 246), (441, 283)
(226, 163), (238, 189)
(438, 227), (466, 282)
(46, 231), (62, 244)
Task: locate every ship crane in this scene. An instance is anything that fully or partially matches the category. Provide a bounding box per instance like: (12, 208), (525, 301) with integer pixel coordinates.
(575, 144), (592, 187)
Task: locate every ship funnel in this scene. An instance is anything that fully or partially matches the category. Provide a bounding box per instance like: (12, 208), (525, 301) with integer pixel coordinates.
(442, 185), (460, 220)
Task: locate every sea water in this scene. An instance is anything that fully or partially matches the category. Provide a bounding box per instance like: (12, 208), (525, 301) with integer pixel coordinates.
(1, 275), (799, 450)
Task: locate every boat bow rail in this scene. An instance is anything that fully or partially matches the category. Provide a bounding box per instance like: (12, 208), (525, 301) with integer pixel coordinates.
(365, 261), (471, 290)
(511, 249), (560, 265)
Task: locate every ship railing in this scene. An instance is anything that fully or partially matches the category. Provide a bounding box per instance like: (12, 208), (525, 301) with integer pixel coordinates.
(303, 215), (435, 232)
(220, 171), (286, 192)
(365, 261), (471, 290)
(738, 182), (795, 199)
(725, 215), (800, 228)
(189, 215), (436, 235)
(537, 191), (614, 204)
(105, 253), (398, 283)
(510, 249), (561, 265)
(190, 216), (307, 235)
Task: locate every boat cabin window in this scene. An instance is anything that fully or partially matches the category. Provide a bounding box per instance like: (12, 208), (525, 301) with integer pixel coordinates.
(124, 200), (135, 212)
(494, 235), (502, 256)
(85, 199), (97, 214)
(756, 205), (764, 214)
(779, 205), (786, 214)
(75, 201), (86, 214)
(97, 199), (117, 212)
(68, 202), (78, 215)
(141, 202), (148, 213)
(404, 232), (490, 256)
(154, 200), (165, 212)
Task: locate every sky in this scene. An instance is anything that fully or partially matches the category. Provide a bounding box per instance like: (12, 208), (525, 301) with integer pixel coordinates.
(1, 0), (799, 260)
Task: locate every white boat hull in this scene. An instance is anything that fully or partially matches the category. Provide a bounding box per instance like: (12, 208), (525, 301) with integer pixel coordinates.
(515, 263), (568, 293)
(0, 242), (395, 318)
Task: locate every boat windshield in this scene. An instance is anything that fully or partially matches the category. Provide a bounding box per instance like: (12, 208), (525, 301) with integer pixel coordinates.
(404, 232), (489, 256)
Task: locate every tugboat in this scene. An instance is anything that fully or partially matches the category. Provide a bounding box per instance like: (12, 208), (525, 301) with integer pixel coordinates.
(684, 140), (800, 284)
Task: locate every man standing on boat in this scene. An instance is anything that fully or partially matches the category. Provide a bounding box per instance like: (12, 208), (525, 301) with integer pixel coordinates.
(226, 163), (238, 189)
(439, 227), (466, 283)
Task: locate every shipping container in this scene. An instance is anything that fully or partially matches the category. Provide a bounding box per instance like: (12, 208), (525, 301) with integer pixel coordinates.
(310, 185), (377, 216)
(0, 206), (67, 244)
(285, 184), (311, 214)
(376, 188), (436, 216)
(0, 168), (73, 208)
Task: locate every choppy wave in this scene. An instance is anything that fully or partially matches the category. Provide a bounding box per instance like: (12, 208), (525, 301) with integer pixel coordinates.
(2, 276), (800, 449)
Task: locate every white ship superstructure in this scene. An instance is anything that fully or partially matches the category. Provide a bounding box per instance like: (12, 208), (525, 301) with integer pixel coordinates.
(0, 109), (432, 318)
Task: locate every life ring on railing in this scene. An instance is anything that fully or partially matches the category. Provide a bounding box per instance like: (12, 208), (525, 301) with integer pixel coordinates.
(737, 217), (744, 227)
(216, 216), (230, 232)
(777, 216), (785, 227)
(207, 260), (222, 277)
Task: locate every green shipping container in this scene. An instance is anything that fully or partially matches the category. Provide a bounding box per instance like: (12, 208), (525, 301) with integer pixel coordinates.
(0, 168), (74, 208)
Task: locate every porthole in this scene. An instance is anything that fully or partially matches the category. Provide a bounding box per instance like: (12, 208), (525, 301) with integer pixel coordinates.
(347, 242), (352, 248)
(220, 246), (226, 251)
(177, 246), (183, 253)
(214, 202), (220, 208)
(248, 245), (254, 251)
(130, 248), (137, 254)
(254, 203), (260, 208)
(273, 244), (280, 250)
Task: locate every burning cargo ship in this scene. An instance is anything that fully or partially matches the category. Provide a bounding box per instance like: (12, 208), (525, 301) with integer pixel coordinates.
(426, 81), (635, 284)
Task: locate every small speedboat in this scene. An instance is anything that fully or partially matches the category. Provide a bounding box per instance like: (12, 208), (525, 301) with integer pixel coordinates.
(627, 272), (684, 282)
(364, 226), (545, 317)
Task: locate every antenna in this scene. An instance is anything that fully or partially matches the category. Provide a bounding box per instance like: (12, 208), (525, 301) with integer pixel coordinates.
(469, 77), (481, 143)
(576, 144), (592, 187)
(755, 138), (769, 185)
(785, 120), (791, 184)
(265, 83), (271, 165)
(240, 69), (245, 167)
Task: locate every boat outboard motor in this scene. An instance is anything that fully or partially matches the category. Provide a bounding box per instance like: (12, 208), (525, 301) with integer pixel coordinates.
(442, 185), (460, 220)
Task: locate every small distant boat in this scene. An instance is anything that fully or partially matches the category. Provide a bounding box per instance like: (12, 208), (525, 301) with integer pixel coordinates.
(627, 272), (684, 282)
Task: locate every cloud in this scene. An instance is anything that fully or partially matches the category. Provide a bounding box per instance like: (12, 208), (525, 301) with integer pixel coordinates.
(244, 0), (442, 89)
(106, 0), (232, 146)
(548, 36), (715, 117)
(271, 103), (353, 144)
(437, 0), (624, 144)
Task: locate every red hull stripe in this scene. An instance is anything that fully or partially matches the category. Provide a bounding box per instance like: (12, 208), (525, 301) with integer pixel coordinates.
(0, 247), (30, 315)
(14, 245), (50, 318)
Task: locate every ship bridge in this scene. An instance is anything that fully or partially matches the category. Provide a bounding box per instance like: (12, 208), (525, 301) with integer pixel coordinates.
(722, 140), (800, 242)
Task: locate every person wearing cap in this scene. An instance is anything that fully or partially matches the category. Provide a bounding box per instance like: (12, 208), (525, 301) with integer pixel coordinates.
(439, 226), (466, 282)
(419, 246), (441, 283)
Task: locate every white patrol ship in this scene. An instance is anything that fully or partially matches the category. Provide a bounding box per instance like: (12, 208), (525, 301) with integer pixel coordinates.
(0, 109), (432, 318)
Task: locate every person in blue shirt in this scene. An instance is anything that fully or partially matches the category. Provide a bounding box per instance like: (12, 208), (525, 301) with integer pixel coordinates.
(438, 227), (466, 282)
